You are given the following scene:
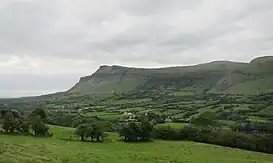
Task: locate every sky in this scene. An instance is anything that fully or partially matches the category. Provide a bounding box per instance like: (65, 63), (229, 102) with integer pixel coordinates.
(0, 0), (273, 97)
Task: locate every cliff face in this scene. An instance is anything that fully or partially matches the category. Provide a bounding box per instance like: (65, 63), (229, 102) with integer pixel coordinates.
(68, 56), (273, 95)
(69, 65), (150, 95)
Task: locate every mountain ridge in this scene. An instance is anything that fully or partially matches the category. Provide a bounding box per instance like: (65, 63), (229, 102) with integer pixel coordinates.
(69, 56), (273, 95)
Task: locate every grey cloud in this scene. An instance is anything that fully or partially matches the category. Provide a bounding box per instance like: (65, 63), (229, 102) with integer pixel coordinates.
(0, 0), (273, 96)
(0, 74), (78, 90)
(0, 74), (79, 97)
(0, 0), (57, 54)
(90, 35), (146, 54)
(121, 0), (201, 16)
(1, 0), (272, 63)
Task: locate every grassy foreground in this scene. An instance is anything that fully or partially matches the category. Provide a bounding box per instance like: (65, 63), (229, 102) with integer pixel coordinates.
(1, 126), (273, 163)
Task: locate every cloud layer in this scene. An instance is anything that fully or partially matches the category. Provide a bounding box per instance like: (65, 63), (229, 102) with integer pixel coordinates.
(0, 0), (273, 97)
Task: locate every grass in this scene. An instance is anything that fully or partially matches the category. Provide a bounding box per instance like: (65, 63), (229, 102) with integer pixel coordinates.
(197, 107), (218, 113)
(1, 125), (273, 163)
(84, 111), (122, 120)
(156, 122), (187, 128)
(49, 125), (76, 140)
(173, 112), (188, 118)
(71, 76), (146, 95)
(163, 109), (183, 114)
(218, 120), (235, 126)
(247, 116), (269, 123)
(139, 109), (162, 114)
(117, 107), (147, 113)
(225, 76), (273, 94)
(101, 114), (122, 120)
(169, 90), (194, 96)
(258, 106), (273, 116)
(85, 111), (120, 116)
(111, 98), (152, 105)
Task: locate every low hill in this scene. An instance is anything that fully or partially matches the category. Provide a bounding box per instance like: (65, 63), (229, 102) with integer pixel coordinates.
(69, 56), (273, 95)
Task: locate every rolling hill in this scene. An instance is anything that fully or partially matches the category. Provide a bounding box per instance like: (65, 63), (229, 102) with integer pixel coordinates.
(69, 56), (273, 96)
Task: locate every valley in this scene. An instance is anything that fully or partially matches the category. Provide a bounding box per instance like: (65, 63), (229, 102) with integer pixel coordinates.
(1, 56), (273, 163)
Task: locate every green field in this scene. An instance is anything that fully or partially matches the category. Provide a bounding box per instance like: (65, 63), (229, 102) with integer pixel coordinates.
(85, 111), (122, 120)
(1, 125), (273, 163)
(156, 122), (187, 128)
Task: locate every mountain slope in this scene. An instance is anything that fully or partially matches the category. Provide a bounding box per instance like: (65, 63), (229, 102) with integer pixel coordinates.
(69, 56), (273, 95)
(214, 56), (273, 94)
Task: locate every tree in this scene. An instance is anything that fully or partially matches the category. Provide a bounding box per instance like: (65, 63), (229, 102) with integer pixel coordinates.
(0, 108), (50, 136)
(18, 121), (30, 134)
(90, 123), (105, 142)
(0, 109), (8, 119)
(1, 108), (31, 135)
(139, 121), (154, 141)
(0, 104), (8, 119)
(84, 126), (95, 141)
(75, 123), (106, 142)
(1, 109), (25, 133)
(29, 108), (47, 120)
(2, 111), (19, 133)
(153, 125), (180, 140)
(75, 124), (88, 141)
(119, 121), (154, 142)
(30, 116), (50, 136)
(119, 123), (132, 141)
(139, 112), (165, 124)
(191, 112), (217, 128)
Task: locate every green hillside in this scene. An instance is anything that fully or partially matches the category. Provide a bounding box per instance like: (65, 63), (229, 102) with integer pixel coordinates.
(1, 125), (273, 163)
(69, 56), (273, 96)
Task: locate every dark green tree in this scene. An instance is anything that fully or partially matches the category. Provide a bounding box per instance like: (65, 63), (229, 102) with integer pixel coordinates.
(29, 108), (47, 120)
(119, 121), (154, 142)
(30, 116), (50, 136)
(18, 121), (30, 134)
(191, 112), (217, 128)
(84, 126), (95, 141)
(90, 123), (105, 142)
(2, 111), (19, 133)
(75, 124), (88, 141)
(75, 123), (106, 142)
(139, 121), (154, 141)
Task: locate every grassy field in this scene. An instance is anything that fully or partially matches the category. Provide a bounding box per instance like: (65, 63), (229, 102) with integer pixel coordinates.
(1, 125), (273, 163)
(156, 122), (187, 128)
(85, 111), (118, 116)
(85, 111), (122, 120)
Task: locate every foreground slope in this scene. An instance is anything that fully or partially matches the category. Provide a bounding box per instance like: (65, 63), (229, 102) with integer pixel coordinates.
(1, 126), (273, 163)
(69, 56), (273, 95)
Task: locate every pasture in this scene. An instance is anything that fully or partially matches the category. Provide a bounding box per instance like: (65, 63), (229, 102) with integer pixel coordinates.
(1, 125), (273, 163)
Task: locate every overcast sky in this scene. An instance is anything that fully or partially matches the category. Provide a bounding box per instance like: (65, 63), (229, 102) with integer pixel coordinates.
(0, 0), (273, 97)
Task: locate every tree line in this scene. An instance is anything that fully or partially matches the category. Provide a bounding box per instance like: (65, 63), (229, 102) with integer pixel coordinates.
(0, 108), (51, 136)
(114, 120), (273, 154)
(154, 125), (273, 154)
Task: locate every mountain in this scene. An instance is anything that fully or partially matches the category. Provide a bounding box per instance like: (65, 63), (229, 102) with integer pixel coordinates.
(68, 56), (273, 95)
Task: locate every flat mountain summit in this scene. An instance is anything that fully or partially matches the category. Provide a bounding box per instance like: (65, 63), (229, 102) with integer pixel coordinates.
(69, 56), (273, 95)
